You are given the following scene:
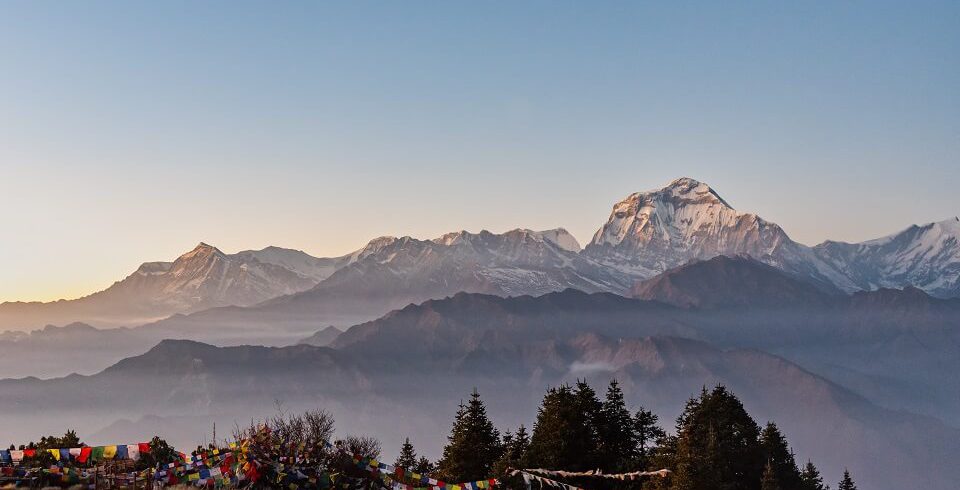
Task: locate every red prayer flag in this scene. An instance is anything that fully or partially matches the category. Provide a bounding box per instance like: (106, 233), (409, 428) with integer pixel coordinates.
(78, 447), (92, 464)
(139, 442), (151, 454)
(23, 449), (36, 458)
(245, 462), (260, 483)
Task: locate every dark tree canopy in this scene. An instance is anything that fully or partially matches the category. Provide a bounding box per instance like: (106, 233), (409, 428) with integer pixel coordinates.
(635, 406), (667, 470)
(598, 379), (638, 472)
(524, 384), (599, 471)
(671, 385), (765, 490)
(395, 437), (418, 470)
(760, 422), (802, 490)
(494, 425), (530, 477)
(837, 469), (857, 490)
(799, 460), (829, 490)
(761, 461), (780, 490)
(436, 389), (502, 481)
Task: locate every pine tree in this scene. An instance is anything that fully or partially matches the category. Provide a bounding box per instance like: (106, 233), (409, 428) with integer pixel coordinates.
(493, 425), (530, 476)
(671, 385), (765, 490)
(523, 385), (599, 471)
(634, 406), (666, 469)
(573, 379), (603, 468)
(598, 379), (637, 471)
(762, 461), (781, 490)
(837, 469), (857, 490)
(760, 422), (802, 490)
(512, 425), (530, 459)
(799, 460), (828, 490)
(395, 437), (418, 470)
(640, 434), (676, 490)
(436, 389), (502, 481)
(413, 457), (435, 474)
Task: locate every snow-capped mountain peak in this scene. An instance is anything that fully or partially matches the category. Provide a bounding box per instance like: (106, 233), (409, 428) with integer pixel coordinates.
(580, 177), (853, 291)
(814, 216), (960, 297)
(588, 177), (750, 250)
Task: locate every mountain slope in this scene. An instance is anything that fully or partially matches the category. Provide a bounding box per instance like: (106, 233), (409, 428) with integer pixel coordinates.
(630, 255), (840, 308)
(814, 217), (960, 297)
(298, 326), (343, 347)
(0, 243), (335, 330)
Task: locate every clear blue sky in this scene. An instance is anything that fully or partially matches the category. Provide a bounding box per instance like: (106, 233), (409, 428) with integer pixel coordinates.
(1, 1), (957, 301)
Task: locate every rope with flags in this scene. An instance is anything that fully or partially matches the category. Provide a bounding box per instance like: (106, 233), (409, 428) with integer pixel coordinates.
(356, 454), (498, 490)
(0, 442), (151, 465)
(506, 467), (671, 490)
(522, 468), (671, 480)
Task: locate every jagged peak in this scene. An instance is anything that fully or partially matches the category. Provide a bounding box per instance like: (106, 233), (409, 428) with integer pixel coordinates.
(433, 230), (471, 246)
(623, 177), (733, 209)
(347, 235), (410, 263)
(177, 242), (225, 260)
(428, 227), (581, 252)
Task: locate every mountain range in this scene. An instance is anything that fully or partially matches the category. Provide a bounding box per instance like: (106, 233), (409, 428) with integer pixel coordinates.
(2, 177), (958, 490)
(3, 177), (957, 335)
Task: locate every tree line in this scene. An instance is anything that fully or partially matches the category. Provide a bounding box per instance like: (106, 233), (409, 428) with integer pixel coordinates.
(400, 381), (857, 490)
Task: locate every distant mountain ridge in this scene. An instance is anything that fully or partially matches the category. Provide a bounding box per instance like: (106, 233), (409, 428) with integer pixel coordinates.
(2, 177), (958, 333)
(0, 243), (343, 330)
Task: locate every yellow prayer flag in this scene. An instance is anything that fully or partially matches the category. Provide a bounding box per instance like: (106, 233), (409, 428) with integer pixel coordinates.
(103, 446), (117, 459)
(48, 449), (60, 461)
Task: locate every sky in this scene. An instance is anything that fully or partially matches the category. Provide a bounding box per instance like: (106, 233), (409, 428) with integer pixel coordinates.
(0, 1), (957, 302)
